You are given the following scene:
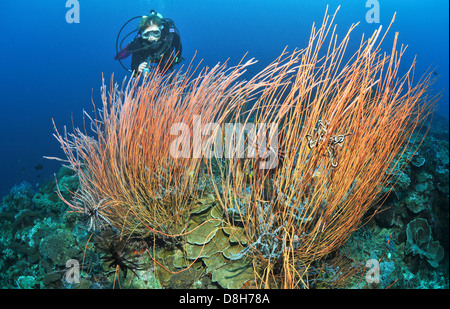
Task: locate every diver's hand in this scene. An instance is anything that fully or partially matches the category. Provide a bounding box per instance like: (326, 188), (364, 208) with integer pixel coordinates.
(138, 62), (148, 73)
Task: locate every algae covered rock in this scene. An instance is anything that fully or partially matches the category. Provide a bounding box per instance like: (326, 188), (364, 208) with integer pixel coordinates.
(404, 192), (429, 213)
(39, 230), (81, 266)
(2, 182), (35, 211)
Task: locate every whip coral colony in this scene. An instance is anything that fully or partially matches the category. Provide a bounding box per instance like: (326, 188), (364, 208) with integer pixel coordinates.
(51, 7), (435, 288)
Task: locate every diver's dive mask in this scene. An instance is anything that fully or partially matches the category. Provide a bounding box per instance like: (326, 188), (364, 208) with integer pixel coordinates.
(142, 28), (161, 40)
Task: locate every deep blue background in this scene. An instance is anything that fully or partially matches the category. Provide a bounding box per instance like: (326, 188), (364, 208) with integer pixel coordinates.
(0, 0), (448, 197)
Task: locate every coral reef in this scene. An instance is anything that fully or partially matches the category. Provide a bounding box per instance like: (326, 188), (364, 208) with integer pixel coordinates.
(0, 10), (448, 290)
(343, 121), (449, 289)
(0, 103), (447, 291)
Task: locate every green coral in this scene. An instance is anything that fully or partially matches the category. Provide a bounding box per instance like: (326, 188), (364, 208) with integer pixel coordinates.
(154, 198), (254, 289)
(16, 275), (37, 289)
(406, 218), (445, 268)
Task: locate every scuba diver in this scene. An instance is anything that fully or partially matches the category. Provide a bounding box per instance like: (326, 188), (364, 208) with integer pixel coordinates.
(115, 10), (183, 75)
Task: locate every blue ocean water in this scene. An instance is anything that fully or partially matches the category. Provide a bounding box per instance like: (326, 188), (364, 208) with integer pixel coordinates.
(0, 0), (448, 197)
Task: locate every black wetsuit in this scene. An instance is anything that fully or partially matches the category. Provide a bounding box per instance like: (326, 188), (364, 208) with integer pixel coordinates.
(128, 20), (182, 74)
